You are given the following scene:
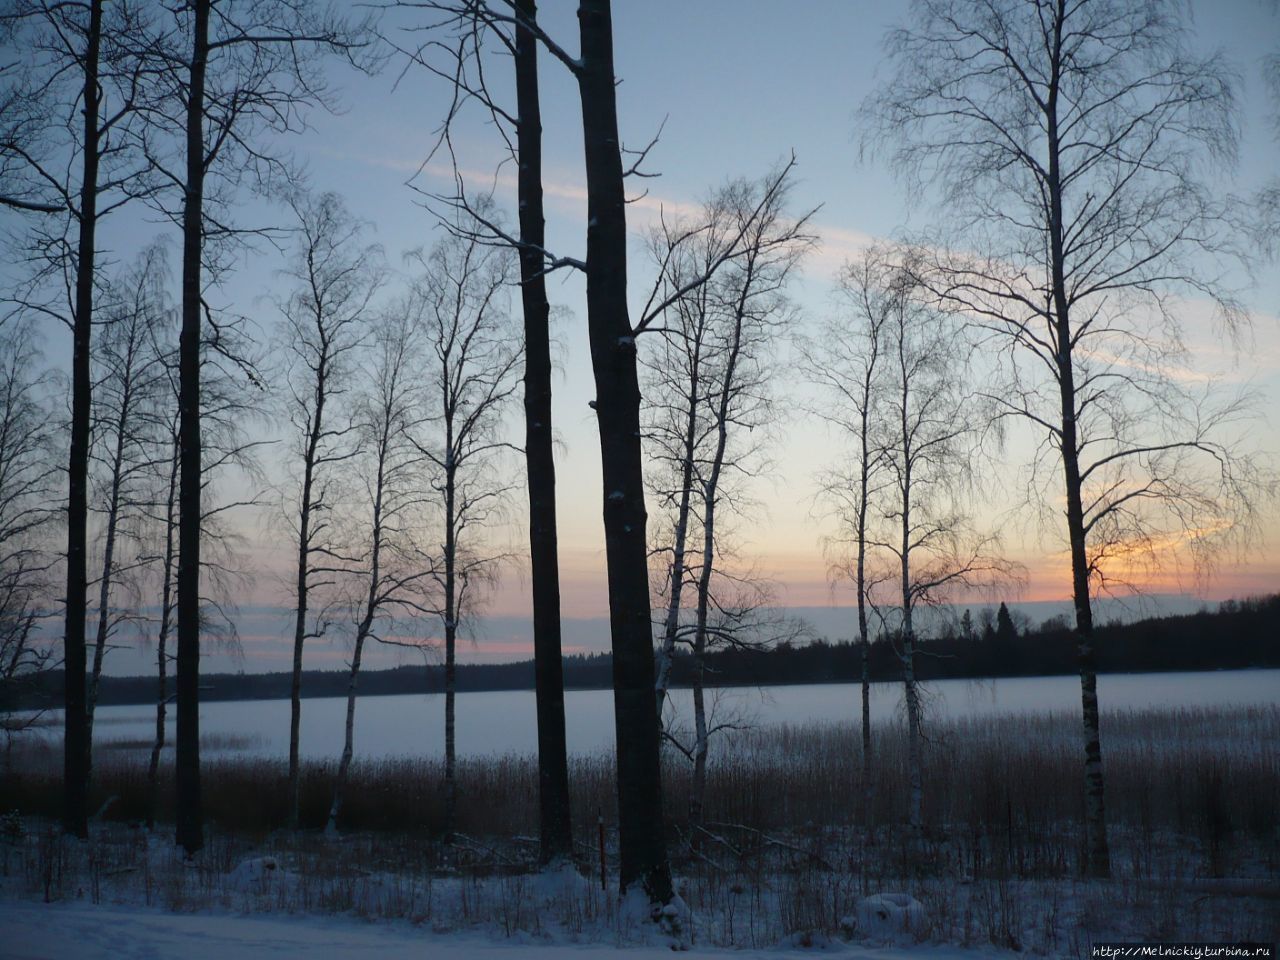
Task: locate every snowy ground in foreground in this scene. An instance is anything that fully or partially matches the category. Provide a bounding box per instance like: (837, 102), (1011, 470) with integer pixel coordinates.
(1, 899), (1006, 960)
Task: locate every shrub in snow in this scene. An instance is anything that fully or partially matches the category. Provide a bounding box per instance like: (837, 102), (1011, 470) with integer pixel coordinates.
(615, 886), (692, 949)
(530, 861), (582, 901)
(852, 892), (925, 942)
(227, 857), (284, 894)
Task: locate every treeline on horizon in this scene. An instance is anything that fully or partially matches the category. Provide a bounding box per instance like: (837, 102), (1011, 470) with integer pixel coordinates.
(9, 594), (1276, 710)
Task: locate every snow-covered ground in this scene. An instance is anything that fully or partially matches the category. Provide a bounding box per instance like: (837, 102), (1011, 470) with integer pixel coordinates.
(0, 898), (1007, 960)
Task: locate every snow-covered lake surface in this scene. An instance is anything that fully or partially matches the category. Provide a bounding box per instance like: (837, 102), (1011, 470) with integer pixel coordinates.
(39, 667), (1280, 762)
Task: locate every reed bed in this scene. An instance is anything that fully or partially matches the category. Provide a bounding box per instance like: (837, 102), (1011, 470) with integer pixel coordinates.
(2, 703), (1277, 951)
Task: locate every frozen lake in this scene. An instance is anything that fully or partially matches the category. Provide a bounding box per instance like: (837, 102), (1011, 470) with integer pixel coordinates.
(32, 668), (1280, 762)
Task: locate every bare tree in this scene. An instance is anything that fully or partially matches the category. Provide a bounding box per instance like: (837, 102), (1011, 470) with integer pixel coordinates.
(408, 226), (520, 841)
(139, 325), (264, 830)
(864, 0), (1264, 876)
(143, 398), (179, 829)
(645, 166), (812, 834)
(0, 320), (58, 749)
(275, 190), (381, 830)
(801, 246), (895, 835)
(395, 0), (806, 904)
(646, 210), (726, 722)
(326, 311), (432, 836)
(387, 0), (576, 863)
(84, 247), (172, 778)
(1, 0), (159, 840)
(137, 0), (374, 856)
(869, 252), (1009, 837)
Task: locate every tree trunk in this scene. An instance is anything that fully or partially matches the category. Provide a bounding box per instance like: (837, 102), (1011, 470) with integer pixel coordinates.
(325, 628), (366, 836)
(87, 358), (136, 782)
(175, 0), (210, 857)
(327, 440), (385, 836)
(654, 377), (698, 719)
(147, 431), (179, 830)
(146, 613), (170, 830)
(575, 0), (672, 904)
(514, 0), (572, 866)
(860, 628), (872, 830)
(688, 469), (720, 838)
(288, 375), (326, 830)
(856, 364), (875, 836)
(443, 441), (458, 842)
(62, 0), (103, 842)
(899, 379), (922, 836)
(689, 644), (708, 834)
(1044, 18), (1109, 877)
(901, 611), (922, 836)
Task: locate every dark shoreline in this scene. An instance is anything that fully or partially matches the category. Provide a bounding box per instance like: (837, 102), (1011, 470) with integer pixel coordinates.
(6, 593), (1277, 710)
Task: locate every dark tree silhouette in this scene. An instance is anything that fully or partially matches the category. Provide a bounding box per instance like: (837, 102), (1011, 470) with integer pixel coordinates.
(388, 0), (576, 863)
(139, 0), (373, 856)
(1, 0), (160, 839)
(512, 0), (573, 868)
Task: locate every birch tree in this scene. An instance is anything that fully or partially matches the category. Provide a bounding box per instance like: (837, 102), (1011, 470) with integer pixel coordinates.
(871, 254), (1008, 837)
(865, 0), (1263, 875)
(408, 228), (520, 841)
(646, 210), (728, 722)
(646, 166), (812, 833)
(801, 246), (896, 834)
(84, 247), (172, 776)
(0, 321), (58, 744)
(276, 190), (381, 831)
(326, 311), (431, 836)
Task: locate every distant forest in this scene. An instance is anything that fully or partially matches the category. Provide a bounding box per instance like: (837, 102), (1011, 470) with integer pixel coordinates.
(8, 594), (1276, 710)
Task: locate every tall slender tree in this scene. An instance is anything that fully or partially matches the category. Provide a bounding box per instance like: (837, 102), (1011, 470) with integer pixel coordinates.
(0, 0), (160, 838)
(85, 248), (171, 777)
(276, 190), (381, 830)
(139, 0), (373, 855)
(388, 0), (576, 862)
(409, 228), (521, 841)
(874, 257), (995, 836)
(140, 301), (264, 830)
(865, 0), (1262, 875)
(572, 0), (672, 903)
(326, 311), (431, 835)
(512, 0), (573, 867)
(802, 247), (894, 835)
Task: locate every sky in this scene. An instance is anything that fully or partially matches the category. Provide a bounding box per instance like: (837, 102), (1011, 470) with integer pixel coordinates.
(5, 1), (1278, 673)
